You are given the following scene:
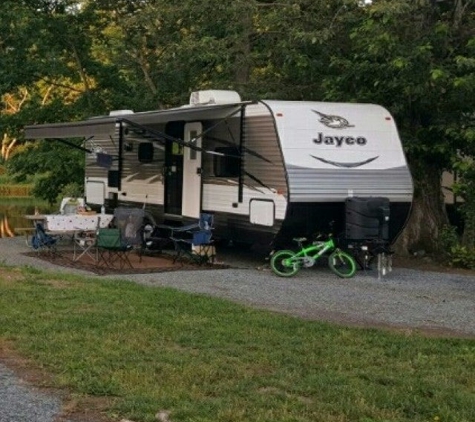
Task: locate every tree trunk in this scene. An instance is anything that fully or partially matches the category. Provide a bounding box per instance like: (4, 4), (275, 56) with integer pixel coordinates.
(1, 134), (17, 160)
(394, 159), (449, 255)
(234, 6), (252, 87)
(71, 44), (92, 109)
(4, 137), (17, 160)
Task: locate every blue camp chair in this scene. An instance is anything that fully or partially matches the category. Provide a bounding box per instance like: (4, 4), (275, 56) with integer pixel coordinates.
(30, 222), (58, 254)
(170, 213), (215, 264)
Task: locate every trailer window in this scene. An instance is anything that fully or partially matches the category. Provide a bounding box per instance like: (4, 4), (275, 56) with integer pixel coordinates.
(213, 147), (240, 177)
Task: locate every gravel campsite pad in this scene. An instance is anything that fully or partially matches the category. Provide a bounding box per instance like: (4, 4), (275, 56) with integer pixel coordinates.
(3, 237), (475, 338)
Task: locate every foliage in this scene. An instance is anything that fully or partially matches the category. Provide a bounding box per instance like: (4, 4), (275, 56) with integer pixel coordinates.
(438, 224), (459, 253)
(325, 0), (475, 168)
(438, 224), (475, 269)
(6, 140), (84, 204)
(452, 159), (475, 248)
(448, 244), (475, 269)
(59, 182), (84, 198)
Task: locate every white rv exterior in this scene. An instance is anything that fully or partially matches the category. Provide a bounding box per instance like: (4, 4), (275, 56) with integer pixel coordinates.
(24, 90), (413, 248)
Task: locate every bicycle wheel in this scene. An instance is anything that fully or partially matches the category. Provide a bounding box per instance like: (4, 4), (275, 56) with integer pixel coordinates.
(328, 250), (356, 278)
(270, 250), (301, 277)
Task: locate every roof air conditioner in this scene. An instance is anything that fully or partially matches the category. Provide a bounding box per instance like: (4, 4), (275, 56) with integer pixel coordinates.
(189, 90), (241, 106)
(109, 110), (134, 116)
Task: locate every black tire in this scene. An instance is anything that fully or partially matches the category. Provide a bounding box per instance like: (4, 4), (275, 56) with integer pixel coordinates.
(328, 250), (356, 278)
(270, 250), (301, 277)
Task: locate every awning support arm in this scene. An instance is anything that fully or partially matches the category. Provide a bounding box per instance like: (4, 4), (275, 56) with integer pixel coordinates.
(118, 106), (246, 158)
(187, 107), (244, 145)
(238, 106), (246, 203)
(117, 121), (124, 191)
(52, 138), (93, 153)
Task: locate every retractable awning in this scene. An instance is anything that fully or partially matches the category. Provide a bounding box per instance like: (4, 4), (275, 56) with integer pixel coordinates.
(24, 118), (116, 140)
(24, 101), (253, 140)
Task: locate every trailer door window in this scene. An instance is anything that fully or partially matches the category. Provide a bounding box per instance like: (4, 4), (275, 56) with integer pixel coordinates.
(213, 147), (240, 177)
(189, 130), (198, 160)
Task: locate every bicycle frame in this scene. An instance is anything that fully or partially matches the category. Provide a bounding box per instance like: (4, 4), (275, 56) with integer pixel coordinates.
(292, 238), (336, 261)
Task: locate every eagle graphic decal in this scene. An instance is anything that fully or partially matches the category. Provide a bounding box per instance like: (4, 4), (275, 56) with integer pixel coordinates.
(312, 110), (354, 129)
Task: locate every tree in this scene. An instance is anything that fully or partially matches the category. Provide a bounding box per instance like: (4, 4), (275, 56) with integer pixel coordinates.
(314, 0), (475, 253)
(0, 0), (131, 201)
(6, 140), (84, 204)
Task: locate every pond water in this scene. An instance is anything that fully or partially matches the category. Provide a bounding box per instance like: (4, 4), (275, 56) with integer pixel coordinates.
(0, 199), (55, 238)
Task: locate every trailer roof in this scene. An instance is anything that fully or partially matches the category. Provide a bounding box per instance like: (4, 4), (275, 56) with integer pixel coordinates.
(24, 101), (252, 140)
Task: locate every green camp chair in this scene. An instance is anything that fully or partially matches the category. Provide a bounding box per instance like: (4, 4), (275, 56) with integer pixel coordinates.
(96, 228), (133, 269)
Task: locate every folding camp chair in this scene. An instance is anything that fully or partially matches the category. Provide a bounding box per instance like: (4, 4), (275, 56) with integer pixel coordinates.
(95, 208), (145, 269)
(114, 207), (146, 259)
(96, 228), (133, 269)
(170, 213), (216, 264)
(30, 222), (58, 254)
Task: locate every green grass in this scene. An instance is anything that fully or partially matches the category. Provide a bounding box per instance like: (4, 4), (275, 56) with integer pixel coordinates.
(0, 265), (474, 422)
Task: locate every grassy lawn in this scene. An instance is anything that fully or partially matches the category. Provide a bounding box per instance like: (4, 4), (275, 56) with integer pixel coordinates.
(0, 265), (474, 422)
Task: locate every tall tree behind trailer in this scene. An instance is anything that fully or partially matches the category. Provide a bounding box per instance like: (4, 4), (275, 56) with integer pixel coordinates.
(320, 0), (475, 253)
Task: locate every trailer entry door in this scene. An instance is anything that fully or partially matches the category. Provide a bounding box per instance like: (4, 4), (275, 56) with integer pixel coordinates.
(164, 122), (184, 216)
(182, 122), (203, 218)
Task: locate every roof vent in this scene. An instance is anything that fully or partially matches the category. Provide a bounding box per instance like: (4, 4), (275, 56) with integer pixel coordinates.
(189, 90), (241, 106)
(109, 110), (134, 116)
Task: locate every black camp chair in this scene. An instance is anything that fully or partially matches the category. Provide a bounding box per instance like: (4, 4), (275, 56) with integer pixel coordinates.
(115, 207), (145, 251)
(170, 213), (215, 264)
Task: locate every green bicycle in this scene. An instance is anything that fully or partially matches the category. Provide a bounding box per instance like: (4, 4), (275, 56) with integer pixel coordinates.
(270, 235), (357, 278)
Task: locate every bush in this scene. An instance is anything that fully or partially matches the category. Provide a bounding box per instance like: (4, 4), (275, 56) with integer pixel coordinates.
(59, 182), (84, 199)
(448, 245), (475, 269)
(438, 225), (475, 269)
(438, 225), (459, 256)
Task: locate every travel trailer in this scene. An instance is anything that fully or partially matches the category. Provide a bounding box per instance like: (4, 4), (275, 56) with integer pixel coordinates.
(24, 90), (413, 250)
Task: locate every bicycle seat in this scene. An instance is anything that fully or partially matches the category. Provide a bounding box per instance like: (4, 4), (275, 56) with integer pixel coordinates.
(293, 237), (307, 243)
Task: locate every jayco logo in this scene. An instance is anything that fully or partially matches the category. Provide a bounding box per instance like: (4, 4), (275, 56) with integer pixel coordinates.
(312, 110), (367, 147)
(313, 133), (367, 146)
